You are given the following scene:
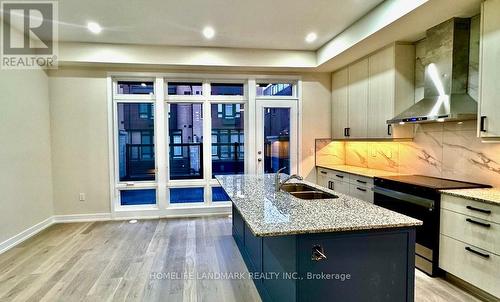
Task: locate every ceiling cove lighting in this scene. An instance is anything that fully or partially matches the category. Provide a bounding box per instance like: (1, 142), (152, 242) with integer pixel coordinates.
(203, 26), (215, 39)
(305, 32), (317, 43)
(87, 22), (102, 34)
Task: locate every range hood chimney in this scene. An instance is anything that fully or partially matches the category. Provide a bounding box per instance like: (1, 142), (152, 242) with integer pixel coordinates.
(388, 18), (477, 124)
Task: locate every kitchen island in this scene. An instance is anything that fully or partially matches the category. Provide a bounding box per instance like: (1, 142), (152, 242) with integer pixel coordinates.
(216, 174), (422, 302)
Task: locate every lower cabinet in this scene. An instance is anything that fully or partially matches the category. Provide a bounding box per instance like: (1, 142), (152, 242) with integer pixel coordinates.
(348, 183), (373, 203)
(316, 167), (374, 203)
(439, 194), (500, 298)
(439, 235), (500, 298)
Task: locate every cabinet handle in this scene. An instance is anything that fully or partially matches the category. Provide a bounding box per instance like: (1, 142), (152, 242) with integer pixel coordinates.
(466, 218), (491, 228)
(465, 246), (490, 259)
(346, 128), (351, 137)
(344, 128), (348, 137)
(480, 116), (487, 132)
(320, 171), (327, 174)
(466, 205), (491, 214)
(387, 124), (392, 136)
(335, 174), (344, 179)
(311, 245), (327, 261)
(356, 180), (367, 184)
(329, 181), (335, 190)
(356, 187), (367, 192)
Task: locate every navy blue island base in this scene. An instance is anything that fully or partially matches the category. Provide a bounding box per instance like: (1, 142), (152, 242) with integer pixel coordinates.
(232, 205), (417, 302)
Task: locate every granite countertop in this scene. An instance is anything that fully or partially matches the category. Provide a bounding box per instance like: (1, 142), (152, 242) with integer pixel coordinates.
(440, 188), (500, 206)
(216, 174), (422, 237)
(316, 164), (405, 178)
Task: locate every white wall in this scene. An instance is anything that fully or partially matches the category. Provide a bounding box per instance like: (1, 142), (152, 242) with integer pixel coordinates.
(47, 68), (331, 215)
(0, 67), (54, 244)
(301, 73), (332, 181)
(48, 69), (111, 215)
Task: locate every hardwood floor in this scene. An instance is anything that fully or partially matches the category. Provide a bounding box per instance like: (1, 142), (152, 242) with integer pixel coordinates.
(0, 216), (482, 302)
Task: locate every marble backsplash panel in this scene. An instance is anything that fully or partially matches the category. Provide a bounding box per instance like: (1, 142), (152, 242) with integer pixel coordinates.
(315, 139), (345, 166)
(315, 121), (500, 187)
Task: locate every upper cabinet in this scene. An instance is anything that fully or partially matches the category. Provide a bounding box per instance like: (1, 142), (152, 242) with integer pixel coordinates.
(478, 0), (500, 138)
(331, 43), (415, 140)
(331, 68), (349, 139)
(348, 58), (369, 138)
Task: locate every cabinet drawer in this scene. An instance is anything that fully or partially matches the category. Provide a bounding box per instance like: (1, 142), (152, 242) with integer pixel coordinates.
(331, 170), (349, 181)
(441, 195), (500, 224)
(439, 235), (500, 298)
(349, 174), (373, 187)
(349, 184), (373, 203)
(329, 179), (350, 195)
(441, 209), (500, 255)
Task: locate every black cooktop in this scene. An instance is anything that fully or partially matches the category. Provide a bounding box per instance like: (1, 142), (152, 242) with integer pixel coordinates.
(375, 175), (490, 190)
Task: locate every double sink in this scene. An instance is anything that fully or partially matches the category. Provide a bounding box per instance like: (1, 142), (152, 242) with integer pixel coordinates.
(280, 183), (338, 200)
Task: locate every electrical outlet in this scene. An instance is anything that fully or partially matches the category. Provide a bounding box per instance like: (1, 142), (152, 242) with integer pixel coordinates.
(79, 193), (86, 201)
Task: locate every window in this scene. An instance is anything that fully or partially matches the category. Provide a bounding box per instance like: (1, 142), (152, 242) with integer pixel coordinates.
(211, 83), (244, 96)
(120, 189), (156, 205)
(256, 83), (293, 96)
(168, 103), (203, 180)
(212, 187), (230, 202)
(117, 81), (154, 95)
(167, 82), (203, 95)
(211, 103), (244, 177)
(170, 187), (204, 204)
(117, 103), (155, 181)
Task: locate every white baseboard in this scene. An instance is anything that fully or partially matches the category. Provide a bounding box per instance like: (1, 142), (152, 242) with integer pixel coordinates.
(0, 216), (54, 255)
(53, 213), (112, 223)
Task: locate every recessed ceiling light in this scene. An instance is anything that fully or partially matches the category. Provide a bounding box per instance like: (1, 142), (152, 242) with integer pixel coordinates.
(87, 22), (102, 34)
(305, 32), (317, 43)
(203, 26), (215, 39)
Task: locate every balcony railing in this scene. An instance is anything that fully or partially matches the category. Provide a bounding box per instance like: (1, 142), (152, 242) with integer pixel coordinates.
(123, 144), (155, 181)
(212, 142), (244, 176)
(169, 143), (203, 180)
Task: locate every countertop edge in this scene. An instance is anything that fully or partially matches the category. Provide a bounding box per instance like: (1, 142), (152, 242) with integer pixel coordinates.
(440, 190), (500, 206)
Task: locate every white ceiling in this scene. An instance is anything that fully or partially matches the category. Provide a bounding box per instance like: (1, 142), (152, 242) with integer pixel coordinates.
(52, 0), (384, 50)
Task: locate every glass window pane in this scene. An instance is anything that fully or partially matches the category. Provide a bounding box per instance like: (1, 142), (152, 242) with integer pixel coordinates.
(211, 103), (244, 177)
(168, 103), (203, 180)
(170, 187), (204, 204)
(120, 189), (156, 205)
(256, 83), (293, 96)
(211, 83), (244, 96)
(212, 187), (230, 202)
(117, 81), (154, 95)
(118, 103), (155, 181)
(167, 82), (203, 96)
(264, 107), (290, 174)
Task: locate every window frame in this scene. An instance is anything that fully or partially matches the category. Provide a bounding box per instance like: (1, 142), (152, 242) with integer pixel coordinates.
(108, 73), (301, 218)
(255, 81), (298, 100)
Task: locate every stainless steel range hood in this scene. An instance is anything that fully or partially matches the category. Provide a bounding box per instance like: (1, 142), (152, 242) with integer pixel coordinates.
(388, 18), (478, 124)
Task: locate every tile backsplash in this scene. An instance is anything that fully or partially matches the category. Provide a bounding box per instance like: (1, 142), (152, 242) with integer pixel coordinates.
(316, 121), (500, 187)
